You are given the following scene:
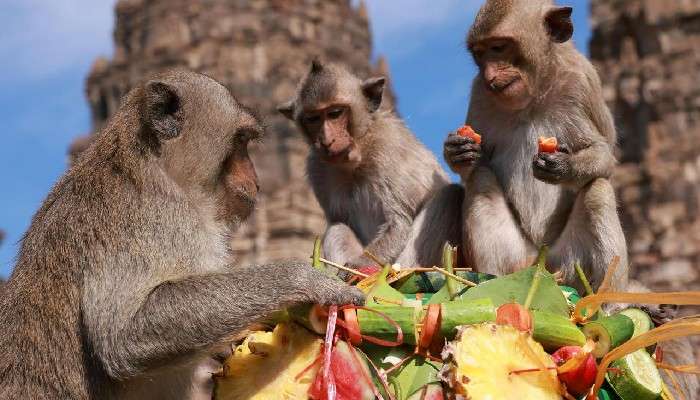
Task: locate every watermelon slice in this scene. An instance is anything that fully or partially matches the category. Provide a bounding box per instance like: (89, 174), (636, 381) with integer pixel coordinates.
(308, 341), (377, 400)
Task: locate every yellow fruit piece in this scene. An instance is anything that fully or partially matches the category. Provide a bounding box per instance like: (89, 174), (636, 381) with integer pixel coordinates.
(215, 323), (322, 400)
(441, 323), (562, 400)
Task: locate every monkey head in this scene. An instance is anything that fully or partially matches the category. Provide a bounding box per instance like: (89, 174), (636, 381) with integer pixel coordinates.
(133, 70), (263, 226)
(277, 60), (386, 169)
(467, 0), (574, 111)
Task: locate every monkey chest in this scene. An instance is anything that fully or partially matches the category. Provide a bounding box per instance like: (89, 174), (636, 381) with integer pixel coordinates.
(333, 187), (386, 244)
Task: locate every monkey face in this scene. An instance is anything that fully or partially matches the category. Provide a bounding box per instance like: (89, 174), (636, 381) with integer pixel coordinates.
(467, 3), (575, 111)
(470, 38), (533, 111)
(298, 104), (362, 166)
(138, 70), (264, 226)
(278, 61), (387, 170)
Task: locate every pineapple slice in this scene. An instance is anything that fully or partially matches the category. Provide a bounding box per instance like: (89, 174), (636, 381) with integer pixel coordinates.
(440, 323), (562, 400)
(215, 323), (322, 400)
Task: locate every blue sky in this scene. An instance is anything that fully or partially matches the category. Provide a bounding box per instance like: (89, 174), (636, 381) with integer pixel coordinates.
(0, 0), (590, 278)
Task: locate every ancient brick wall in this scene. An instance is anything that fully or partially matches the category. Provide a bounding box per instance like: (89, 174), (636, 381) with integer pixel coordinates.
(590, 0), (700, 294)
(71, 0), (393, 265)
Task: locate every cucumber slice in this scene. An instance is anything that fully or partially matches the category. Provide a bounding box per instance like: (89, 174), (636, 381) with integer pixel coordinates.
(606, 350), (662, 400)
(532, 310), (586, 351)
(618, 308), (652, 338)
(582, 314), (635, 358)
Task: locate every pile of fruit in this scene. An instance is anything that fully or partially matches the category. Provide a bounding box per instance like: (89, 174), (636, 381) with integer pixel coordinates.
(215, 242), (700, 400)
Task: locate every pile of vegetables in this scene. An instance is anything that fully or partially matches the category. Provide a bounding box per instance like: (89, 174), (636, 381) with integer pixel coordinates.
(215, 239), (700, 400)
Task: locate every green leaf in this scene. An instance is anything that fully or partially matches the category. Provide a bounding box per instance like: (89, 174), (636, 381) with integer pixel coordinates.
(362, 345), (442, 400)
(365, 264), (405, 307)
(460, 265), (570, 316)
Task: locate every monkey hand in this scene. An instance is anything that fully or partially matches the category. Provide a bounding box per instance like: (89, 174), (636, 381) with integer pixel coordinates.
(288, 262), (366, 306)
(444, 132), (481, 176)
(532, 144), (573, 184)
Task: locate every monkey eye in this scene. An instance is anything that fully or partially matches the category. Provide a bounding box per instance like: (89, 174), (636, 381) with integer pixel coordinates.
(490, 43), (508, 54)
(303, 114), (322, 125)
(327, 108), (344, 120)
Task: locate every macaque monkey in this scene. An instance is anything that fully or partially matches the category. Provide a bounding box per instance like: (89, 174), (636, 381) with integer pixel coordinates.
(0, 70), (363, 400)
(446, 0), (625, 292)
(278, 61), (463, 270)
(446, 1), (697, 396)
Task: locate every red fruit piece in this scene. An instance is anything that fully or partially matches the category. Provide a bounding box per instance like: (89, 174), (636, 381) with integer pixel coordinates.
(552, 346), (598, 396)
(538, 136), (558, 153)
(356, 265), (382, 276)
(309, 341), (376, 400)
(496, 303), (533, 333)
(457, 125), (482, 144)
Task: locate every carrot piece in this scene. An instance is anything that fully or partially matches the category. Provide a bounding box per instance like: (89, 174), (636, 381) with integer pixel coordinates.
(342, 308), (362, 346)
(419, 304), (442, 351)
(457, 125), (482, 144)
(538, 136), (558, 153)
(496, 303), (533, 333)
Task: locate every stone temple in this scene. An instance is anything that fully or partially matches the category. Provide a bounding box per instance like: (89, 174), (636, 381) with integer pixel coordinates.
(69, 0), (393, 266)
(70, 0), (700, 299)
(590, 0), (700, 294)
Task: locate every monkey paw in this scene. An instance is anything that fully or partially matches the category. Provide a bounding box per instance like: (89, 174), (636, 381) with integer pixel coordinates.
(303, 267), (366, 306)
(444, 133), (481, 174)
(532, 150), (572, 184)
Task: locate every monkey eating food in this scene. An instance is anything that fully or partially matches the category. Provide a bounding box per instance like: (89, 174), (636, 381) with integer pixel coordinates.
(279, 60), (463, 271)
(0, 69), (363, 400)
(444, 1), (698, 396)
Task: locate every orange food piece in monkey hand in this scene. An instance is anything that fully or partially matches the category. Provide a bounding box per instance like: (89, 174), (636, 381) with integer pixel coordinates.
(538, 136), (558, 153)
(457, 125), (482, 144)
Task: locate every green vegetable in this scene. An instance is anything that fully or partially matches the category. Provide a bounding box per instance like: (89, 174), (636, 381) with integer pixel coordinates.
(606, 350), (662, 400)
(357, 305), (418, 345)
(365, 264), (405, 307)
(460, 265), (570, 316)
(582, 314), (635, 358)
(440, 299), (496, 339)
(532, 310), (586, 351)
(618, 308), (653, 338)
(428, 244), (464, 304)
(395, 271), (495, 294)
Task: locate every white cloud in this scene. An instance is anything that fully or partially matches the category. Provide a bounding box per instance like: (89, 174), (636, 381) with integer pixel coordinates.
(0, 0), (116, 83)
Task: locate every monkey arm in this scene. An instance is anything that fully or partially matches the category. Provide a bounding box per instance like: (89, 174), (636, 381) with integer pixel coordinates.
(566, 140), (616, 189)
(84, 262), (363, 380)
(349, 215), (413, 266)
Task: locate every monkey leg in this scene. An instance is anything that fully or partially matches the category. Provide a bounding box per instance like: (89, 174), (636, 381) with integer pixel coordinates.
(549, 178), (628, 293)
(395, 184), (464, 267)
(322, 223), (364, 267)
(463, 167), (536, 275)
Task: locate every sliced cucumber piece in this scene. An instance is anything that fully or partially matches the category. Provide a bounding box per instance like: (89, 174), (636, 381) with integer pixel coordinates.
(606, 350), (662, 400)
(618, 308), (652, 338)
(582, 314), (635, 358)
(532, 310), (586, 351)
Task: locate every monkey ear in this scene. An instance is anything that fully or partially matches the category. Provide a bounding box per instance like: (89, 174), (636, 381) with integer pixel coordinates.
(361, 77), (386, 113)
(142, 80), (182, 141)
(544, 6), (574, 43)
(276, 100), (296, 121)
(310, 59), (324, 73)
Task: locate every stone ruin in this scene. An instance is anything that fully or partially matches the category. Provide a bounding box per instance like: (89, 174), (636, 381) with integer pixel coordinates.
(69, 0), (394, 266)
(69, 0), (700, 301)
(590, 0), (700, 294)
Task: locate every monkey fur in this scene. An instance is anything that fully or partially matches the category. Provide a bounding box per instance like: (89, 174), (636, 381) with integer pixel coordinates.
(279, 61), (463, 270)
(0, 69), (363, 400)
(446, 1), (698, 396)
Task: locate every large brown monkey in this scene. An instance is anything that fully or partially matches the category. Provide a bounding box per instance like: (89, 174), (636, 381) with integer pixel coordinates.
(446, 0), (625, 292)
(445, 1), (697, 396)
(278, 61), (463, 269)
(0, 70), (363, 400)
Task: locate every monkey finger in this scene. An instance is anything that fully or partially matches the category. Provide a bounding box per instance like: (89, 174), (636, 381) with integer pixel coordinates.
(557, 143), (572, 154)
(445, 135), (474, 146)
(445, 143), (480, 154)
(450, 152), (481, 164)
